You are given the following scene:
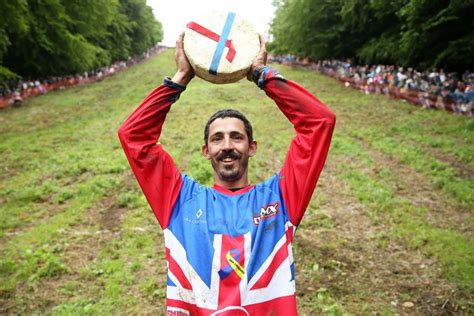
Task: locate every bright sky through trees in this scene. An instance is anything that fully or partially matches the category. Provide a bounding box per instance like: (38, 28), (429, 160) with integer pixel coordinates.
(146, 0), (275, 46)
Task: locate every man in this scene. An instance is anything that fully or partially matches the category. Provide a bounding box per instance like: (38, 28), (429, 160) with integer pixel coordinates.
(118, 33), (335, 315)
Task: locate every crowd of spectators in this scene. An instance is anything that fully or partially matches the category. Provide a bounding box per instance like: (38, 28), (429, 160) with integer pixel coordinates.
(270, 56), (473, 116)
(7, 50), (471, 117)
(0, 45), (167, 109)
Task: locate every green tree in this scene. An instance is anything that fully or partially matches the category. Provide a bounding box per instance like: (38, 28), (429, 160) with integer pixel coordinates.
(398, 0), (474, 71)
(121, 0), (163, 56)
(62, 0), (115, 63)
(0, 0), (29, 82)
(269, 0), (345, 60)
(0, 0), (163, 84)
(341, 0), (407, 65)
(269, 0), (473, 73)
(3, 0), (108, 77)
(104, 6), (133, 61)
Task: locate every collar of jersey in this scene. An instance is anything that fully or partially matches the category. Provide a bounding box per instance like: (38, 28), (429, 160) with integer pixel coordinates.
(212, 183), (255, 196)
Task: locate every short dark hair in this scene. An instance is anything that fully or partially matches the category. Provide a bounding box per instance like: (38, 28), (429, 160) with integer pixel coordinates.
(204, 109), (253, 145)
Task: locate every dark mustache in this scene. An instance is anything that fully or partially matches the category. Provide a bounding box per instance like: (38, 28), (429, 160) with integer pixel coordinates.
(217, 150), (240, 161)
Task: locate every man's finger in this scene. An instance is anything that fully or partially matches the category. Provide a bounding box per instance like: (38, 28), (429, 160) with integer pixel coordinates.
(258, 34), (266, 52)
(257, 34), (267, 64)
(176, 32), (185, 49)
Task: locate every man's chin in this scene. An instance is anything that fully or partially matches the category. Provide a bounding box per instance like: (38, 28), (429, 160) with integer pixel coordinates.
(218, 169), (241, 182)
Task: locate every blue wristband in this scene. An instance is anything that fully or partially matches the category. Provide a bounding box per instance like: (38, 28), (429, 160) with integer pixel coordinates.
(163, 77), (186, 102)
(163, 77), (186, 91)
(252, 66), (285, 89)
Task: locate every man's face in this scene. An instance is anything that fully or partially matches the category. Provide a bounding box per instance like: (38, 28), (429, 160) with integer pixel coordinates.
(202, 117), (257, 185)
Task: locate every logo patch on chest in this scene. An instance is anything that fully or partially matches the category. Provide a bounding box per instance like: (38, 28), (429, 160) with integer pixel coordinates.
(253, 202), (279, 225)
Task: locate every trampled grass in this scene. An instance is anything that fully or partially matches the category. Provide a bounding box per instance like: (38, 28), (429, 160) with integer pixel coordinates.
(0, 50), (472, 315)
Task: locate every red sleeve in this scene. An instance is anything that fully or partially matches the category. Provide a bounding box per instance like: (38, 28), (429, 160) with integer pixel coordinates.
(263, 78), (336, 226)
(117, 84), (183, 229)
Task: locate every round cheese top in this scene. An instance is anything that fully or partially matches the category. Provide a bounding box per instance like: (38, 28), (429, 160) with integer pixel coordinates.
(184, 11), (260, 84)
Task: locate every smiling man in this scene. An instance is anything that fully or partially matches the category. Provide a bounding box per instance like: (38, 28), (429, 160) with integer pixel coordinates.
(118, 33), (335, 315)
(202, 109), (257, 189)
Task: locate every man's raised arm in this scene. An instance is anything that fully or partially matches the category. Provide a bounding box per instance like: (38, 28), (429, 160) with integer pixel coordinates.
(249, 38), (336, 226)
(267, 74), (335, 226)
(118, 33), (194, 229)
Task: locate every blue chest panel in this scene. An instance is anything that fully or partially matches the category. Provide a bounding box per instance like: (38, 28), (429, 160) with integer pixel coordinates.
(167, 174), (290, 287)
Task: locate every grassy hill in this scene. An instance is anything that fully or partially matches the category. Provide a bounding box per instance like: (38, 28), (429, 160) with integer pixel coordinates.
(0, 49), (473, 315)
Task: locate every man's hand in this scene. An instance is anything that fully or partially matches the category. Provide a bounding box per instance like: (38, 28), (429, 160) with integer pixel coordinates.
(247, 34), (268, 81)
(171, 32), (194, 86)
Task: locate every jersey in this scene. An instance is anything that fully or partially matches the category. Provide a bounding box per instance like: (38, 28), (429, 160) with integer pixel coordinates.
(118, 70), (336, 315)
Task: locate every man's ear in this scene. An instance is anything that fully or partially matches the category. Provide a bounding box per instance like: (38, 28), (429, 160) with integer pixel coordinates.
(202, 144), (211, 160)
(249, 140), (257, 157)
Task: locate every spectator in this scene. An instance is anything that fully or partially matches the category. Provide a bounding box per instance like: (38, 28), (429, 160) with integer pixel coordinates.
(288, 58), (473, 116)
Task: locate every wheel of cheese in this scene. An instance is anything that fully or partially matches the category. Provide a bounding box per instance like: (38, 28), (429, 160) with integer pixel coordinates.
(184, 11), (260, 84)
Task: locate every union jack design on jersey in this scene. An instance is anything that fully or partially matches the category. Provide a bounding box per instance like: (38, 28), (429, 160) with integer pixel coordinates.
(164, 175), (298, 315)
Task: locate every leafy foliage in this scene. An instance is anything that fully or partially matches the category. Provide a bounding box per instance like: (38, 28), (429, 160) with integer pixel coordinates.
(269, 0), (474, 72)
(269, 0), (345, 60)
(0, 0), (162, 82)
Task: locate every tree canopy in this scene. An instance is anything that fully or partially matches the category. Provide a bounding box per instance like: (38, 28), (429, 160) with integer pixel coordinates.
(269, 0), (474, 72)
(0, 0), (162, 83)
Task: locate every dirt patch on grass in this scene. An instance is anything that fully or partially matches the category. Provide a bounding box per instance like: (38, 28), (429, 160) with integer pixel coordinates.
(395, 137), (474, 182)
(295, 156), (471, 315)
(362, 141), (473, 237)
(0, 201), (69, 252)
(424, 146), (474, 182)
(59, 171), (137, 270)
(0, 172), (108, 251)
(61, 198), (123, 270)
(0, 172), (136, 314)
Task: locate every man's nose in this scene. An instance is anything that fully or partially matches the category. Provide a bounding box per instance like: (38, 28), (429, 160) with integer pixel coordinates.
(222, 136), (234, 149)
